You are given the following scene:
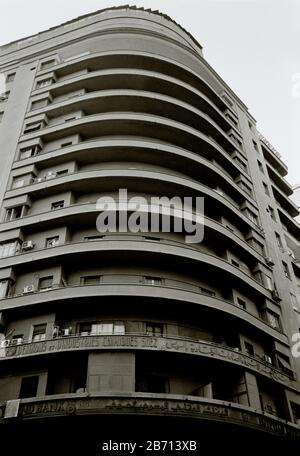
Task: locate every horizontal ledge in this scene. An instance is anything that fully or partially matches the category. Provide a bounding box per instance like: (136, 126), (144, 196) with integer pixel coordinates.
(1, 394), (299, 437)
(0, 334), (296, 389)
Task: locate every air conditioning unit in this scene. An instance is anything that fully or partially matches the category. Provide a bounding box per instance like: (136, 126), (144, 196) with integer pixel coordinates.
(10, 337), (23, 345)
(264, 355), (272, 364)
(23, 284), (35, 294)
(265, 256), (275, 267)
(45, 172), (56, 180)
(22, 240), (34, 251)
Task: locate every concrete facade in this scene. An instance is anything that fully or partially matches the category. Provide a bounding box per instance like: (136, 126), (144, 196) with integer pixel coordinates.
(0, 5), (300, 445)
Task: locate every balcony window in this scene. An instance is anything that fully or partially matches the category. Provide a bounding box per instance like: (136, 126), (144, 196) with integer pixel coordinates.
(275, 232), (283, 248)
(200, 287), (216, 297)
(23, 120), (44, 134)
(31, 98), (49, 110)
(45, 236), (59, 248)
(38, 276), (53, 291)
(19, 375), (39, 398)
(36, 78), (53, 89)
(81, 275), (101, 285)
(246, 209), (258, 226)
(0, 240), (19, 257)
(146, 323), (163, 336)
(12, 177), (25, 189)
(265, 310), (281, 329)
(244, 342), (255, 356)
(0, 280), (11, 298)
(32, 323), (47, 341)
(144, 276), (162, 286)
(40, 59), (56, 70)
(237, 297), (246, 309)
(19, 145), (41, 160)
(51, 200), (64, 210)
(5, 205), (25, 221)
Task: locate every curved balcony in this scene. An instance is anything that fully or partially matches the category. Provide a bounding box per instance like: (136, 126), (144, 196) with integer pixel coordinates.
(0, 238), (268, 295)
(0, 274), (286, 341)
(0, 393), (299, 437)
(0, 333), (296, 388)
(36, 51), (228, 112)
(3, 170), (259, 236)
(14, 135), (249, 184)
(7, 158), (256, 210)
(0, 211), (265, 266)
(30, 70), (237, 137)
(24, 90), (240, 156)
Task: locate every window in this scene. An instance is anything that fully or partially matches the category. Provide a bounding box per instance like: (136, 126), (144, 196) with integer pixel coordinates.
(81, 275), (101, 285)
(38, 276), (53, 291)
(246, 209), (258, 225)
(31, 99), (48, 110)
(0, 111), (3, 122)
(239, 181), (252, 196)
(36, 78), (53, 89)
(61, 141), (73, 148)
(19, 376), (39, 398)
(32, 323), (47, 341)
(257, 160), (264, 173)
(6, 73), (16, 83)
(84, 235), (104, 241)
(5, 205), (25, 221)
(264, 275), (273, 291)
(237, 297), (246, 309)
(56, 169), (68, 176)
(146, 322), (163, 336)
(244, 342), (255, 356)
(24, 121), (44, 134)
(234, 156), (247, 171)
(0, 280), (11, 298)
(275, 232), (282, 248)
(291, 293), (299, 311)
(19, 145), (40, 159)
(79, 322), (92, 335)
(12, 177), (25, 189)
(51, 200), (64, 210)
(266, 310), (281, 329)
(91, 322), (125, 335)
(144, 276), (162, 286)
(268, 206), (276, 221)
(229, 133), (242, 147)
(45, 236), (59, 248)
(263, 182), (270, 196)
(11, 334), (24, 345)
(200, 287), (216, 297)
(252, 140), (258, 152)
(0, 241), (18, 257)
(64, 117), (76, 122)
(40, 59), (56, 70)
(231, 259), (240, 268)
(282, 261), (291, 279)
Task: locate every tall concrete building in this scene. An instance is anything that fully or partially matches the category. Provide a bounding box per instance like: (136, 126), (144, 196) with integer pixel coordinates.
(0, 5), (299, 450)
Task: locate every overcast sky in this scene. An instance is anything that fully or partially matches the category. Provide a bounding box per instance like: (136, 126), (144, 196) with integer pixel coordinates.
(0, 0), (299, 192)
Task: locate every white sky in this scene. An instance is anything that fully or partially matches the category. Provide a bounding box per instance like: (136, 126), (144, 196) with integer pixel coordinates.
(0, 0), (299, 191)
